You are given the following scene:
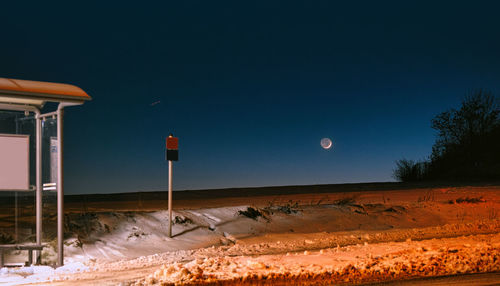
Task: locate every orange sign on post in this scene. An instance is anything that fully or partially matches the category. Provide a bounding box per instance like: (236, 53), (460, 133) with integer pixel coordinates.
(166, 137), (179, 150)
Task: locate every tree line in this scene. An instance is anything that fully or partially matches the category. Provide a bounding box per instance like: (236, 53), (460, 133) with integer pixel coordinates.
(393, 90), (500, 182)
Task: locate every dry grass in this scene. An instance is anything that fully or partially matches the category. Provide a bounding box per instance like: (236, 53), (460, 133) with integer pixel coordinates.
(489, 208), (499, 220)
(418, 190), (435, 202)
(450, 196), (486, 204)
(238, 207), (264, 220)
(332, 196), (357, 206)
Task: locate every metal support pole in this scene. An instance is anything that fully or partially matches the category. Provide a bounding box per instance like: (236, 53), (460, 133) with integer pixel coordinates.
(35, 112), (42, 263)
(168, 160), (173, 238)
(57, 107), (64, 266)
(15, 114), (19, 244)
(14, 192), (18, 243)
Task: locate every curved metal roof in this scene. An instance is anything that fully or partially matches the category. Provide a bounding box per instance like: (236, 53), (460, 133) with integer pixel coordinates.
(0, 78), (91, 107)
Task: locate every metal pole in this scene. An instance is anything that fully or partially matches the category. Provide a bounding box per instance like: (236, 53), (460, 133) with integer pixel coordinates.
(15, 114), (19, 244)
(14, 192), (18, 243)
(168, 160), (172, 237)
(57, 107), (64, 266)
(35, 112), (42, 263)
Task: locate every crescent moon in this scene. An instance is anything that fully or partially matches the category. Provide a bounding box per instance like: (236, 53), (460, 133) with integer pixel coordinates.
(321, 138), (333, 150)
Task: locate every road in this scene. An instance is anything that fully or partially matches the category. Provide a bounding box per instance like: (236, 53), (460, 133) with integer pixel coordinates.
(369, 272), (500, 286)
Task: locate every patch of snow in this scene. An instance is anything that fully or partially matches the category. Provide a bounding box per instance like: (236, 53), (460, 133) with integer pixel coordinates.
(0, 262), (89, 285)
(55, 262), (89, 274)
(202, 213), (221, 223)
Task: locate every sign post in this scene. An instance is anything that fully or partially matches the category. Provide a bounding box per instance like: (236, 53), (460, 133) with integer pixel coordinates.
(168, 160), (172, 237)
(166, 134), (178, 238)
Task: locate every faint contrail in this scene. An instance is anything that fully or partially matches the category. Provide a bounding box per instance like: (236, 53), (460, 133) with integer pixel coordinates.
(151, 100), (161, 106)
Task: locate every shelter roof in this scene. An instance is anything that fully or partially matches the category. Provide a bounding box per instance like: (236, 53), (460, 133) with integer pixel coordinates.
(0, 78), (91, 108)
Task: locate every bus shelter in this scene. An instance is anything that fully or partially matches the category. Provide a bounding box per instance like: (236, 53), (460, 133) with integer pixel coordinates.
(0, 78), (91, 266)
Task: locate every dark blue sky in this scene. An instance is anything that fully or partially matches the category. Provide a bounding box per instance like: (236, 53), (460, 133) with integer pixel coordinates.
(2, 1), (500, 194)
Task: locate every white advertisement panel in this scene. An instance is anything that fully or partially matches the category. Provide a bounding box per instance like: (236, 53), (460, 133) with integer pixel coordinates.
(50, 137), (58, 184)
(0, 134), (30, 191)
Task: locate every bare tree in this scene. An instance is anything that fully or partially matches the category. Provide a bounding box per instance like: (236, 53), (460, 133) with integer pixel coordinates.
(429, 89), (500, 179)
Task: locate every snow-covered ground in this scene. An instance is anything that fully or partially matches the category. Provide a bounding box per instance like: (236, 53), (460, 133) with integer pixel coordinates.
(0, 262), (88, 285)
(1, 186), (499, 285)
(137, 232), (500, 285)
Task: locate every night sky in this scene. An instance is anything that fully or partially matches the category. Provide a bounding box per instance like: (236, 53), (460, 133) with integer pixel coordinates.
(1, 1), (500, 194)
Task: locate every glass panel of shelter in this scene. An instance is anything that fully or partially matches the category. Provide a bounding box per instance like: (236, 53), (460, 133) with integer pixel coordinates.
(41, 117), (58, 249)
(0, 111), (36, 257)
(0, 110), (58, 264)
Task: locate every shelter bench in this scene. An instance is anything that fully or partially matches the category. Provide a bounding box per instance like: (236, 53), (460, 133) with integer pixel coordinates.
(0, 244), (45, 267)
